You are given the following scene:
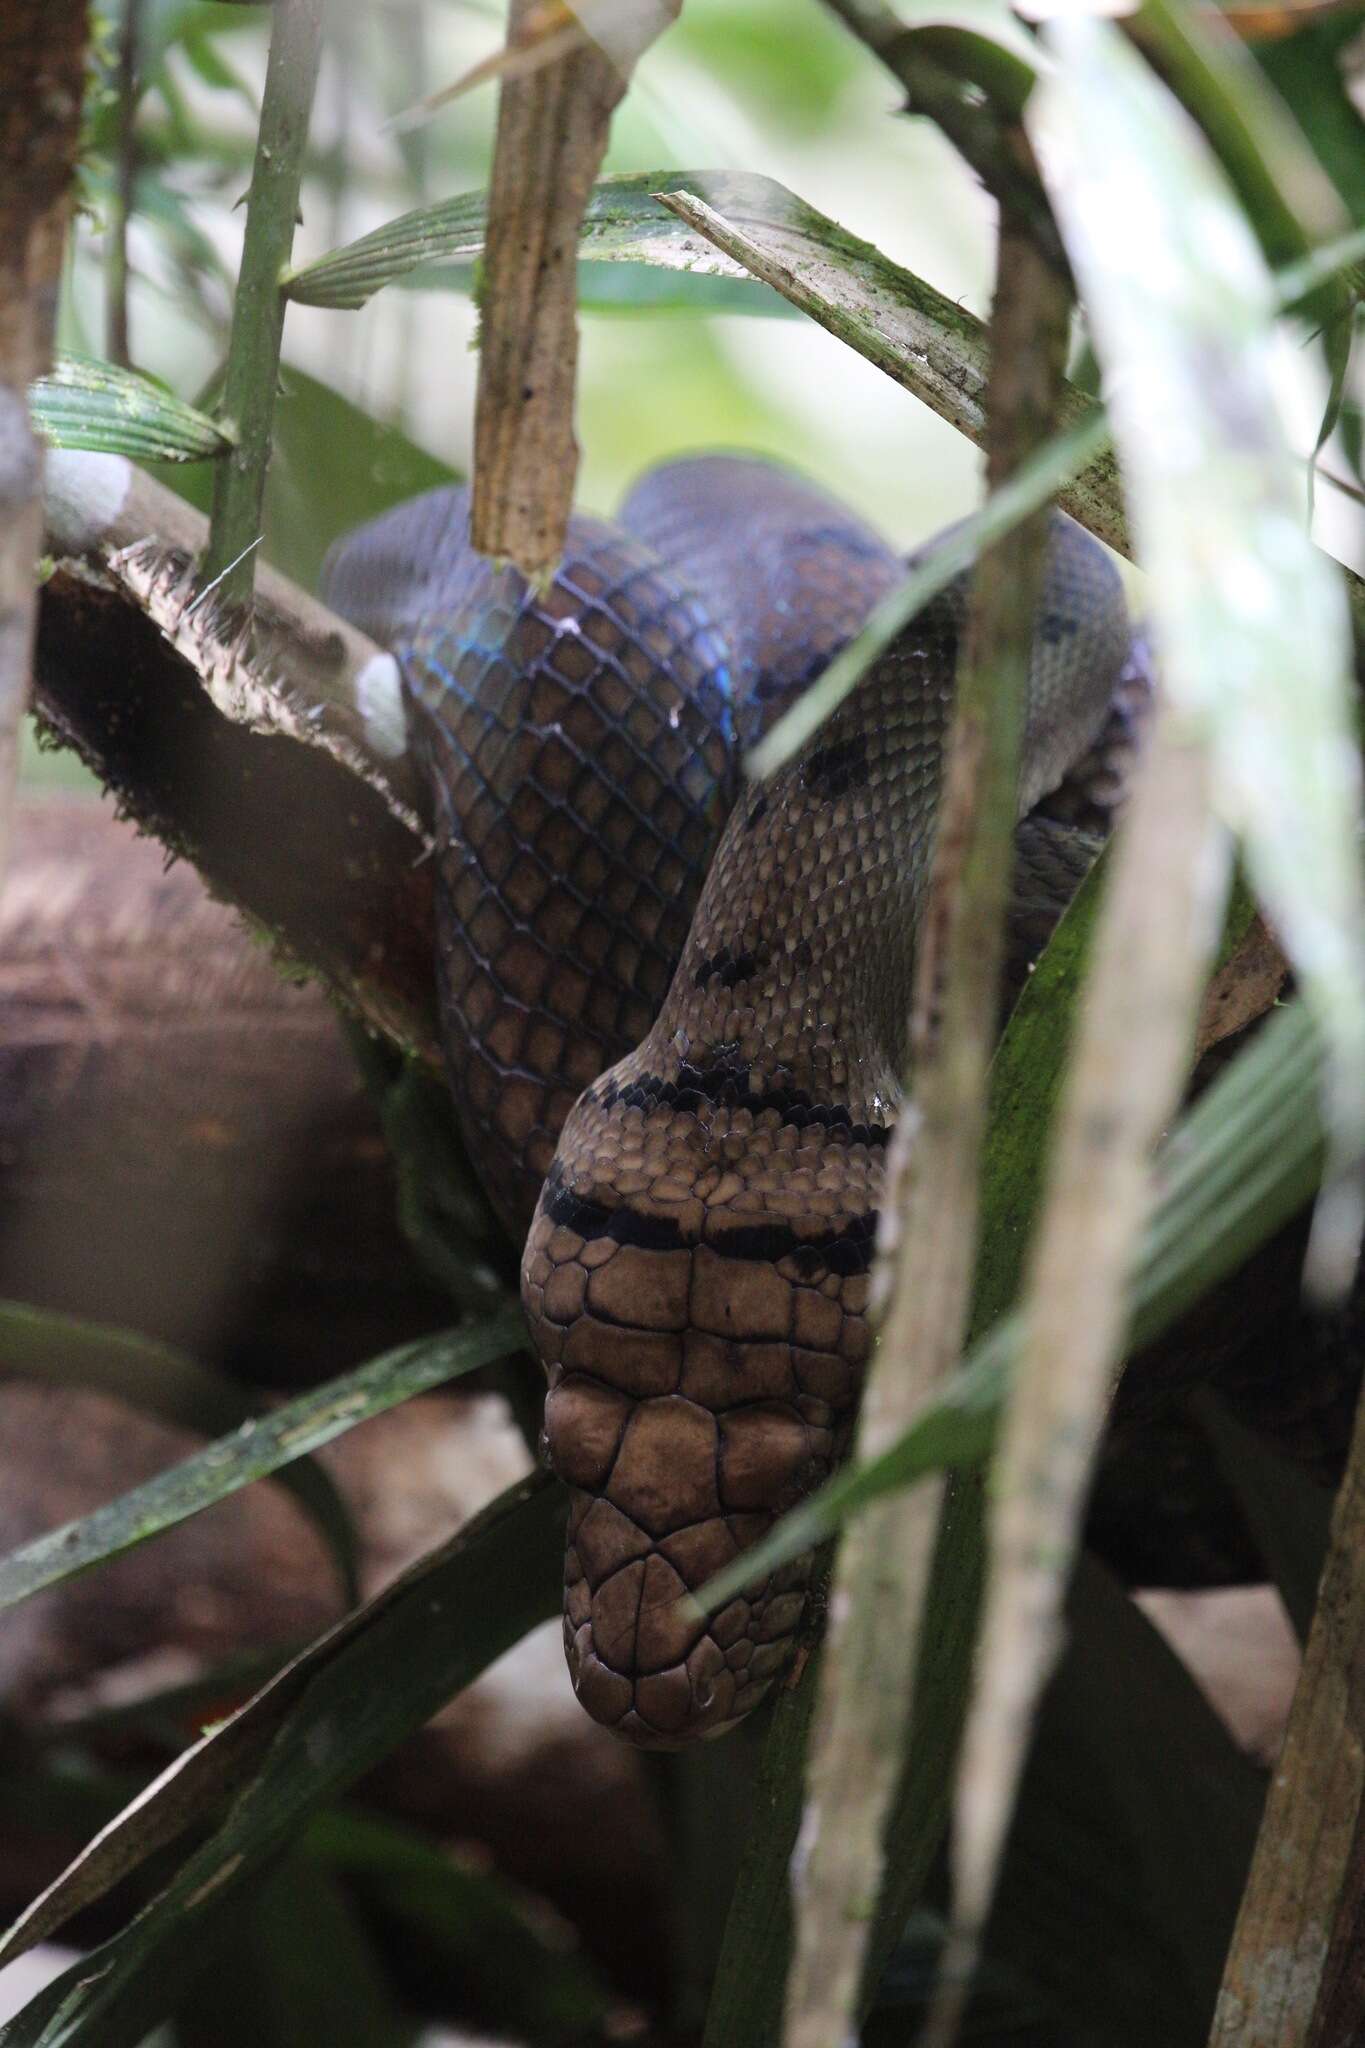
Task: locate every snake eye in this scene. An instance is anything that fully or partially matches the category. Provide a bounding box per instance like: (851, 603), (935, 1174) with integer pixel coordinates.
(695, 1678), (715, 1712)
(537, 1427), (553, 1470)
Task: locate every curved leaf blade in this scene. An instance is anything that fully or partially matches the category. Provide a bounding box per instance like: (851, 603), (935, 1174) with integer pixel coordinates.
(0, 1305), (527, 1615)
(283, 168), (779, 309)
(0, 1299), (358, 1604)
(0, 1469), (566, 2017)
(30, 355), (232, 462)
(1030, 15), (1365, 1290)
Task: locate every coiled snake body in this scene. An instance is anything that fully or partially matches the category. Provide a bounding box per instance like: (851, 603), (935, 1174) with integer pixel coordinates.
(324, 456), (1133, 1747)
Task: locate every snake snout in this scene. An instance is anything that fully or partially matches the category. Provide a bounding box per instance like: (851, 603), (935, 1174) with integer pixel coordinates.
(524, 1203), (867, 1745)
(557, 1471), (819, 1748)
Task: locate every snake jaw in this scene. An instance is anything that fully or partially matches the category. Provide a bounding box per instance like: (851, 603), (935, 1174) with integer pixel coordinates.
(523, 1164), (871, 1745)
(558, 1477), (818, 1748)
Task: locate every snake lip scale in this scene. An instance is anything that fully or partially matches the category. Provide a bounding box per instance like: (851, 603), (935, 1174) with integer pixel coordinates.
(323, 454), (1134, 1748)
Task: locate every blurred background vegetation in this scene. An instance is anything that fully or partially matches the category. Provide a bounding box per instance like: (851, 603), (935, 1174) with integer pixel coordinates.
(72, 0), (993, 558)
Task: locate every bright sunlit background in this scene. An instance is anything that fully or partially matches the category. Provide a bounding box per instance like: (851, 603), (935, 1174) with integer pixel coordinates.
(62, 0), (996, 553)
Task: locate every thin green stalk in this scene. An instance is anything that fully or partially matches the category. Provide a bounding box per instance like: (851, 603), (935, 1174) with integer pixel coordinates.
(749, 412), (1109, 782)
(780, 222), (1072, 2048)
(106, 0), (140, 367)
(0, 1306), (526, 1615)
(936, 718), (1228, 2042)
(203, 0), (324, 604)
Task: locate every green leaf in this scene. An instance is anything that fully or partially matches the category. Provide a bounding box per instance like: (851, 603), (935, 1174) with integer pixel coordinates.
(861, 1559), (1264, 2046)
(1275, 223), (1365, 313)
(1134, 0), (1348, 304)
(0, 1299), (358, 1604)
(178, 26), (258, 111)
(283, 164), (1365, 649)
(1031, 15), (1365, 1293)
(345, 1030), (510, 1310)
(0, 1470), (566, 2035)
(0, 1299), (262, 1438)
(702, 1599), (827, 2048)
(745, 411), (1109, 781)
(29, 354), (232, 462)
(1252, 16), (1365, 228)
(1309, 303), (1358, 521)
(147, 361), (462, 592)
(1193, 1389), (1333, 1644)
(304, 1808), (613, 2043)
(171, 1853), (417, 2048)
(139, 0), (263, 81)
(258, 363), (461, 590)
(279, 170), (968, 354)
(975, 1557), (1263, 2045)
(0, 1306), (526, 1617)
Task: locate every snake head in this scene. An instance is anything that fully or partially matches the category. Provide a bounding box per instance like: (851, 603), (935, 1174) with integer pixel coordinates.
(522, 1115), (872, 1746)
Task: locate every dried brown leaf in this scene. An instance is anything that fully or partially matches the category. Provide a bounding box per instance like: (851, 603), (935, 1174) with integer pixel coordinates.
(470, 0), (680, 574)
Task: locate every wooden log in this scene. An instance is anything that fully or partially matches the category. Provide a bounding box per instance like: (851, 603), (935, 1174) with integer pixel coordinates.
(0, 794), (451, 1385)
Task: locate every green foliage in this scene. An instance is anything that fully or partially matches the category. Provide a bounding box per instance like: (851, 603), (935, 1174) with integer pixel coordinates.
(0, 1300), (359, 1602)
(0, 1474), (567, 2041)
(14, 0), (1365, 2044)
(0, 1308), (525, 1616)
(31, 352), (231, 459)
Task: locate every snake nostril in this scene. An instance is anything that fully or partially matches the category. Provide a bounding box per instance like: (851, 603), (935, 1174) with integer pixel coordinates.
(695, 1679), (715, 1712)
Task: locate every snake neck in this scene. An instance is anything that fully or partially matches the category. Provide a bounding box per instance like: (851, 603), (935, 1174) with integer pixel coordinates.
(520, 651), (952, 1744)
(521, 536), (1132, 1745)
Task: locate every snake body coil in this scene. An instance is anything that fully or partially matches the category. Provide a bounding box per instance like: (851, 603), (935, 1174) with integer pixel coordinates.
(324, 456), (1132, 1747)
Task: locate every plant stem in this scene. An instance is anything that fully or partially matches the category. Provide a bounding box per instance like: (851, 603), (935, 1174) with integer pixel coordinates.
(0, 1), (90, 901)
(471, 0), (679, 575)
(203, 0), (324, 605)
(935, 711), (1228, 2043)
(106, 0), (141, 368)
(1209, 1360), (1365, 2045)
(781, 218), (1073, 2048)
(818, 0), (1065, 271)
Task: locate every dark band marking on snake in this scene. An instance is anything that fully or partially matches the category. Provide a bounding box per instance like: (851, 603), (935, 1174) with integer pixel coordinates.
(323, 453), (1135, 1749)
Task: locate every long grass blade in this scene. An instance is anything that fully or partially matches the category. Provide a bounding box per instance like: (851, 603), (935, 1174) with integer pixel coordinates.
(29, 354), (232, 461)
(934, 713), (1230, 2041)
(0, 1305), (526, 1615)
(0, 1298), (359, 1605)
(1031, 13), (1365, 1296)
(746, 412), (1109, 783)
(0, 1471), (565, 2005)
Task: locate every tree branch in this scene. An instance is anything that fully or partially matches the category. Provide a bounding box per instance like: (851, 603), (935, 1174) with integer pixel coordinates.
(782, 216), (1074, 2048)
(38, 453), (438, 1059)
(0, 1), (90, 896)
(471, 0), (679, 574)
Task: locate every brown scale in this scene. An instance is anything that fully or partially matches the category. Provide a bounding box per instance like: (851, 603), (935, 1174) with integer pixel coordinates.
(522, 508), (1131, 1747)
(327, 459), (1132, 1747)
(323, 464), (900, 1237)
